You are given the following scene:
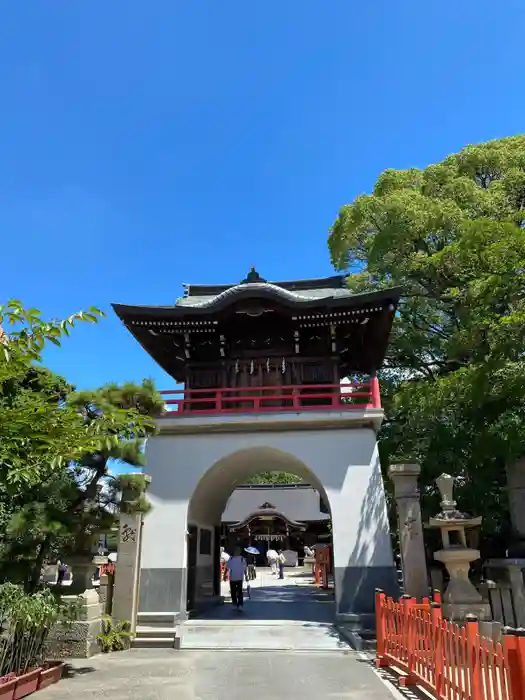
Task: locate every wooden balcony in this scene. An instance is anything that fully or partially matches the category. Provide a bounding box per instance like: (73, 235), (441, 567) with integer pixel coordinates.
(159, 378), (381, 416)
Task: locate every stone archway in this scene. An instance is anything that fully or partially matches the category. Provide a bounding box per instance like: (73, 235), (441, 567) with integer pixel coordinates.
(185, 446), (331, 614)
(138, 424), (398, 628)
(188, 446), (330, 522)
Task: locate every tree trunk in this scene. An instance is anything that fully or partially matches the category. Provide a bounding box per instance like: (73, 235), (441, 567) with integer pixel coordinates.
(26, 536), (50, 593)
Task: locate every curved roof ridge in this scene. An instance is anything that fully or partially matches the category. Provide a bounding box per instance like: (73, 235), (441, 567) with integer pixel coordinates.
(183, 282), (322, 308)
(229, 508), (307, 530)
(183, 274), (347, 297)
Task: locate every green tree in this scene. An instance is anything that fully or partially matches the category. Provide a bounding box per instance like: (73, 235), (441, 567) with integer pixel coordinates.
(245, 472), (302, 485)
(328, 135), (525, 546)
(1, 379), (164, 591)
(0, 301), (164, 590)
(0, 301), (107, 490)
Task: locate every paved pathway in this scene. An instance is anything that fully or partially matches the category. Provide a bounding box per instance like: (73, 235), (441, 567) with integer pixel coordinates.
(37, 650), (399, 700)
(181, 568), (342, 650)
(36, 568), (399, 698)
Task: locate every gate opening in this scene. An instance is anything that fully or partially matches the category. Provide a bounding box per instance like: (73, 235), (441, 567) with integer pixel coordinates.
(185, 447), (334, 619)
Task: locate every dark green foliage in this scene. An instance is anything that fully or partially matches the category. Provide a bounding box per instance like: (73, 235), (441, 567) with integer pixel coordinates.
(0, 378), (163, 591)
(245, 472), (302, 485)
(0, 301), (164, 590)
(328, 136), (525, 544)
(117, 473), (152, 514)
(97, 617), (132, 653)
(0, 583), (62, 676)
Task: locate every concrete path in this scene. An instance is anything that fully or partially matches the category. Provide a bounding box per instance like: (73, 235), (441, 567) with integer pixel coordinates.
(36, 569), (399, 699)
(36, 650), (400, 700)
(181, 568), (343, 650)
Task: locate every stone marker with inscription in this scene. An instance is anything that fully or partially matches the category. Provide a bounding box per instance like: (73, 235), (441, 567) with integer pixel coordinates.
(112, 514), (143, 631)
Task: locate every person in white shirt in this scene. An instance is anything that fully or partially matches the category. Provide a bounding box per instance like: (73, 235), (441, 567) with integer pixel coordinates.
(277, 550), (286, 579)
(220, 547), (230, 582)
(226, 546), (247, 610)
(266, 548), (278, 575)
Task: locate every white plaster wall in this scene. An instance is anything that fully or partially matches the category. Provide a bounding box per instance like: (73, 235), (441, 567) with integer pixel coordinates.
(141, 428), (393, 576)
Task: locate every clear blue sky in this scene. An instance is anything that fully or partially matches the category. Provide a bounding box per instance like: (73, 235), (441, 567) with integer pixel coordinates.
(2, 1), (524, 391)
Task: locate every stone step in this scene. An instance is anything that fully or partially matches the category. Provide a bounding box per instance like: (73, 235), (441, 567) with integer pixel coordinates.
(131, 620), (180, 649)
(135, 626), (178, 639)
(136, 611), (178, 628)
(131, 635), (179, 649)
(336, 625), (376, 652)
(182, 619), (334, 628)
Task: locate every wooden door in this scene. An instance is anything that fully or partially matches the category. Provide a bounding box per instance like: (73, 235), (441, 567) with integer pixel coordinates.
(186, 525), (198, 613)
(213, 526), (221, 596)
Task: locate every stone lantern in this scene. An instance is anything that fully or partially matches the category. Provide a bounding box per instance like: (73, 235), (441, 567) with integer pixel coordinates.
(429, 473), (490, 621)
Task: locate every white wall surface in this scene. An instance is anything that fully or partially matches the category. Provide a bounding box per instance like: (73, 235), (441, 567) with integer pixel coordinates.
(141, 427), (393, 574)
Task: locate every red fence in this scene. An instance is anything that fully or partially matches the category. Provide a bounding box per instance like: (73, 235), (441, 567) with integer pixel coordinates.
(160, 378), (381, 415)
(375, 590), (525, 700)
(99, 563), (115, 576)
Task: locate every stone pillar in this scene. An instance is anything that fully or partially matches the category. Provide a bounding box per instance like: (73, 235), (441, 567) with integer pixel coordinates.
(98, 573), (115, 616)
(389, 463), (429, 599)
(506, 459), (525, 556)
(112, 512), (143, 632)
(506, 560), (525, 627)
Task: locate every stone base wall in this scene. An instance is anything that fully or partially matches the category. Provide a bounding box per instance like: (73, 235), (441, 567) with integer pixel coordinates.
(45, 589), (103, 659)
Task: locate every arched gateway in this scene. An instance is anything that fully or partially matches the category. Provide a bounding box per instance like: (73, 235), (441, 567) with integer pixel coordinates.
(113, 268), (401, 629)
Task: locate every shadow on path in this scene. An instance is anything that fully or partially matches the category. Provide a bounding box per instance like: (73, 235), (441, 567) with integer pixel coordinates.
(195, 570), (336, 624)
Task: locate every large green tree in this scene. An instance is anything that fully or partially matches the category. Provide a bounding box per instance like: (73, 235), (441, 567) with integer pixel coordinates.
(3, 379), (164, 591)
(0, 301), (107, 489)
(328, 135), (525, 546)
(0, 301), (164, 590)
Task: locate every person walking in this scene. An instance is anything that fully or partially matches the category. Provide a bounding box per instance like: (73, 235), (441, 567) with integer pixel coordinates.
(226, 546), (247, 610)
(266, 548), (278, 575)
(220, 546), (230, 582)
(277, 550), (286, 579)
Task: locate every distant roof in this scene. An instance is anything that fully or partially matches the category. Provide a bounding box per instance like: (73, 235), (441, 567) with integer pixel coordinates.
(222, 484), (330, 524)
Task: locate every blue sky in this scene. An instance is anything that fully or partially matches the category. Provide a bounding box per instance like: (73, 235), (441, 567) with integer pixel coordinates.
(1, 1), (524, 392)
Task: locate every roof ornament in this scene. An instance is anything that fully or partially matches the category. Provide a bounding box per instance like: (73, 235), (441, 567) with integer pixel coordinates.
(240, 266), (266, 284)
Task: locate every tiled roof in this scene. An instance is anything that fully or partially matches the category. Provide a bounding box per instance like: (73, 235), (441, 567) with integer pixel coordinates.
(222, 485), (330, 524)
(176, 281), (354, 307)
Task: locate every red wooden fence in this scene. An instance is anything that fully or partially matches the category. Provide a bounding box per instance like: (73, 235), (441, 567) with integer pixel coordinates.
(99, 563), (115, 576)
(375, 590), (525, 700)
(159, 377), (381, 414)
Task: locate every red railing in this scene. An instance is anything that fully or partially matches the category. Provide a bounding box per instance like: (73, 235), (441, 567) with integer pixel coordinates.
(99, 563), (115, 576)
(160, 378), (381, 415)
(375, 590), (525, 700)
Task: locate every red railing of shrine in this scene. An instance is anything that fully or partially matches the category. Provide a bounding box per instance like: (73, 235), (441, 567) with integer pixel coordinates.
(160, 377), (381, 415)
(99, 563), (115, 577)
(375, 590), (525, 700)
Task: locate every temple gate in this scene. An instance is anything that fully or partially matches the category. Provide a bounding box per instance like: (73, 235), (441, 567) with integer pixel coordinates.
(113, 268), (401, 633)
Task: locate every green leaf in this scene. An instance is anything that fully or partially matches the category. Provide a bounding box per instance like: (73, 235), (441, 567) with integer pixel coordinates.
(329, 134), (525, 543)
